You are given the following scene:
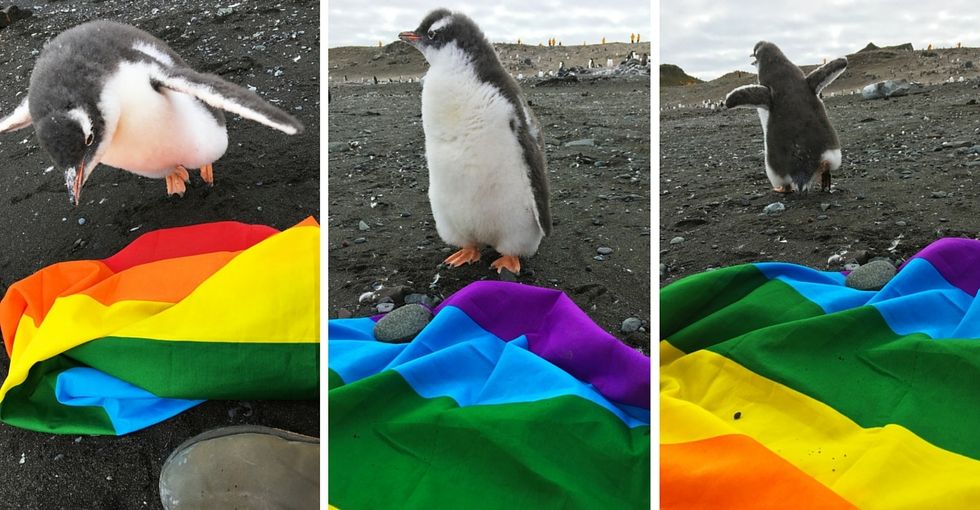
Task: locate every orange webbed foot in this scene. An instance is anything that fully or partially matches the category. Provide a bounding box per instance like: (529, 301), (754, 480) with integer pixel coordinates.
(200, 163), (214, 186)
(166, 166), (191, 197)
(490, 255), (521, 274)
(443, 246), (481, 267)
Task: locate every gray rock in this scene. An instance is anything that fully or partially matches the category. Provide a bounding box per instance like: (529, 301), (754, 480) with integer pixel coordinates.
(669, 236), (685, 245)
(376, 302), (395, 313)
(861, 79), (911, 100)
(621, 317), (643, 333)
(845, 260), (897, 291)
(597, 246), (614, 255)
(405, 293), (435, 308)
(817, 214), (829, 220)
(659, 263), (667, 278)
(358, 220), (370, 231)
(895, 220), (907, 227)
(763, 202), (786, 215)
(499, 269), (518, 282)
(844, 263), (860, 271)
(374, 304), (432, 343)
(931, 191), (948, 198)
(353, 237), (367, 244)
(593, 255), (607, 261)
(564, 138), (595, 147)
(328, 142), (349, 153)
(820, 203), (831, 211)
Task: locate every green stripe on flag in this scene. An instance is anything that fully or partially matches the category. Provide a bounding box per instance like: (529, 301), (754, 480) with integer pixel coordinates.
(0, 356), (116, 435)
(66, 337), (319, 399)
(329, 369), (650, 510)
(663, 265), (825, 353)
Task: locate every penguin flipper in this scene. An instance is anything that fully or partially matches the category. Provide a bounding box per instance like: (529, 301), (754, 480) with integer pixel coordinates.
(806, 57), (848, 94)
(157, 68), (304, 135)
(0, 97), (31, 133)
(725, 85), (771, 110)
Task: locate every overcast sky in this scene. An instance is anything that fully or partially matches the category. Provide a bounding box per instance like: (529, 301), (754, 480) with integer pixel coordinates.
(328, 0), (651, 48)
(662, 0), (980, 81)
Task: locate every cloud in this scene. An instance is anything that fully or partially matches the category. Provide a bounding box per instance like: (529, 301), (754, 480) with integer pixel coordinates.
(328, 0), (651, 47)
(662, 0), (980, 80)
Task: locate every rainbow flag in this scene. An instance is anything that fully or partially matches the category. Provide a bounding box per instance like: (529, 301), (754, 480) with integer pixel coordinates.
(661, 238), (980, 509)
(0, 218), (319, 435)
(329, 281), (651, 509)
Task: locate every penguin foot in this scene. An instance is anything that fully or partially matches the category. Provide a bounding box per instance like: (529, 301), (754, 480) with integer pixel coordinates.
(772, 185), (793, 194)
(166, 166), (191, 197)
(200, 163), (214, 186)
(490, 255), (521, 274)
(443, 246), (481, 267)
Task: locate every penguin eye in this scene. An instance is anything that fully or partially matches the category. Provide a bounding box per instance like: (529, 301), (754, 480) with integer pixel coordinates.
(428, 30), (438, 41)
(85, 133), (94, 146)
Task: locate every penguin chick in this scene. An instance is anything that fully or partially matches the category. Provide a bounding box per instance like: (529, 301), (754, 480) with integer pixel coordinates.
(0, 20), (303, 206)
(725, 41), (846, 193)
(399, 9), (551, 274)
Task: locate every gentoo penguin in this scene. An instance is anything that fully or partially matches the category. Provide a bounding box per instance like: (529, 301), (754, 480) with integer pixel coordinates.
(725, 41), (846, 193)
(0, 20), (302, 205)
(399, 9), (551, 274)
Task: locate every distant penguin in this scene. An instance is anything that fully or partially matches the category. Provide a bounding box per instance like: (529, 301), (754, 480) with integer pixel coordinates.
(588, 58), (595, 69)
(725, 41), (847, 193)
(399, 9), (551, 275)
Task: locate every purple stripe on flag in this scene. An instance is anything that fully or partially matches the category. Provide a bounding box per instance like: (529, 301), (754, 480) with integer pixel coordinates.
(434, 281), (650, 409)
(904, 238), (980, 296)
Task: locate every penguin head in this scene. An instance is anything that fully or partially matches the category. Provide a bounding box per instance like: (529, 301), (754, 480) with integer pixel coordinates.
(751, 41), (787, 69)
(399, 9), (489, 65)
(34, 107), (102, 206)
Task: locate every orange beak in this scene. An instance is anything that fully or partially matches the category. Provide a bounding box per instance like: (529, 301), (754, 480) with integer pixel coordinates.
(72, 162), (84, 206)
(399, 31), (421, 43)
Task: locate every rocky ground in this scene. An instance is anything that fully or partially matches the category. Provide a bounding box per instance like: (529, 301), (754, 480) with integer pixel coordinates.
(661, 78), (980, 285)
(329, 41), (651, 83)
(328, 74), (650, 354)
(0, 1), (318, 508)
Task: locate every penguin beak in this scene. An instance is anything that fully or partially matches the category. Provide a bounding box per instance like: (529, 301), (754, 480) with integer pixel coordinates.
(399, 31), (421, 45)
(70, 162), (84, 206)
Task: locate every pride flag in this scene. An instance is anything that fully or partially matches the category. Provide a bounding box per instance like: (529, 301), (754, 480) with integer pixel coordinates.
(329, 281), (651, 509)
(0, 218), (319, 435)
(661, 238), (980, 509)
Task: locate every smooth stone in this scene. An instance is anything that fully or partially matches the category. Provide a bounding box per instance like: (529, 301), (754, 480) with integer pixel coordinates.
(597, 246), (614, 255)
(763, 202), (785, 215)
(845, 260), (896, 291)
(621, 317), (643, 333)
(669, 236), (685, 245)
(373, 304), (432, 343)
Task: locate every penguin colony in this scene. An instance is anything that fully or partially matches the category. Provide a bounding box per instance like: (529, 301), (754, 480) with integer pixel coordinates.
(399, 9), (551, 274)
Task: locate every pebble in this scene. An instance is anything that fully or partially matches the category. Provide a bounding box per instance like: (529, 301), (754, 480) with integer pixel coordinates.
(376, 302), (395, 314)
(669, 236), (685, 245)
(404, 293), (435, 308)
(660, 263), (667, 278)
(621, 317), (643, 333)
(374, 304), (432, 343)
(77, 217), (86, 225)
(328, 142), (349, 153)
(931, 191), (948, 198)
(895, 220), (907, 227)
(336, 309), (353, 319)
(353, 237), (367, 244)
(844, 263), (860, 271)
(358, 220), (370, 231)
(499, 269), (518, 282)
(763, 202), (785, 215)
(564, 138), (595, 147)
(820, 203), (831, 211)
(593, 255), (607, 261)
(817, 214), (829, 220)
(845, 260), (896, 291)
(597, 246), (614, 255)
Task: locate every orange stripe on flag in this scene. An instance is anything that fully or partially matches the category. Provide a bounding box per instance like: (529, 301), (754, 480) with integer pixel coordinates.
(661, 434), (857, 510)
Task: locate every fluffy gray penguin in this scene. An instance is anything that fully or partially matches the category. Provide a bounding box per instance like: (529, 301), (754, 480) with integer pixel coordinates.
(0, 20), (303, 206)
(399, 9), (551, 274)
(725, 41), (846, 193)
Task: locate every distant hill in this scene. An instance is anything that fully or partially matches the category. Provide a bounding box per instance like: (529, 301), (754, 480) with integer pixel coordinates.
(660, 64), (703, 86)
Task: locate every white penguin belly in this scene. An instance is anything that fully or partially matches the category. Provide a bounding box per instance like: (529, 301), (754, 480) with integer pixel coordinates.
(758, 108), (792, 188)
(422, 68), (543, 257)
(99, 62), (228, 178)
